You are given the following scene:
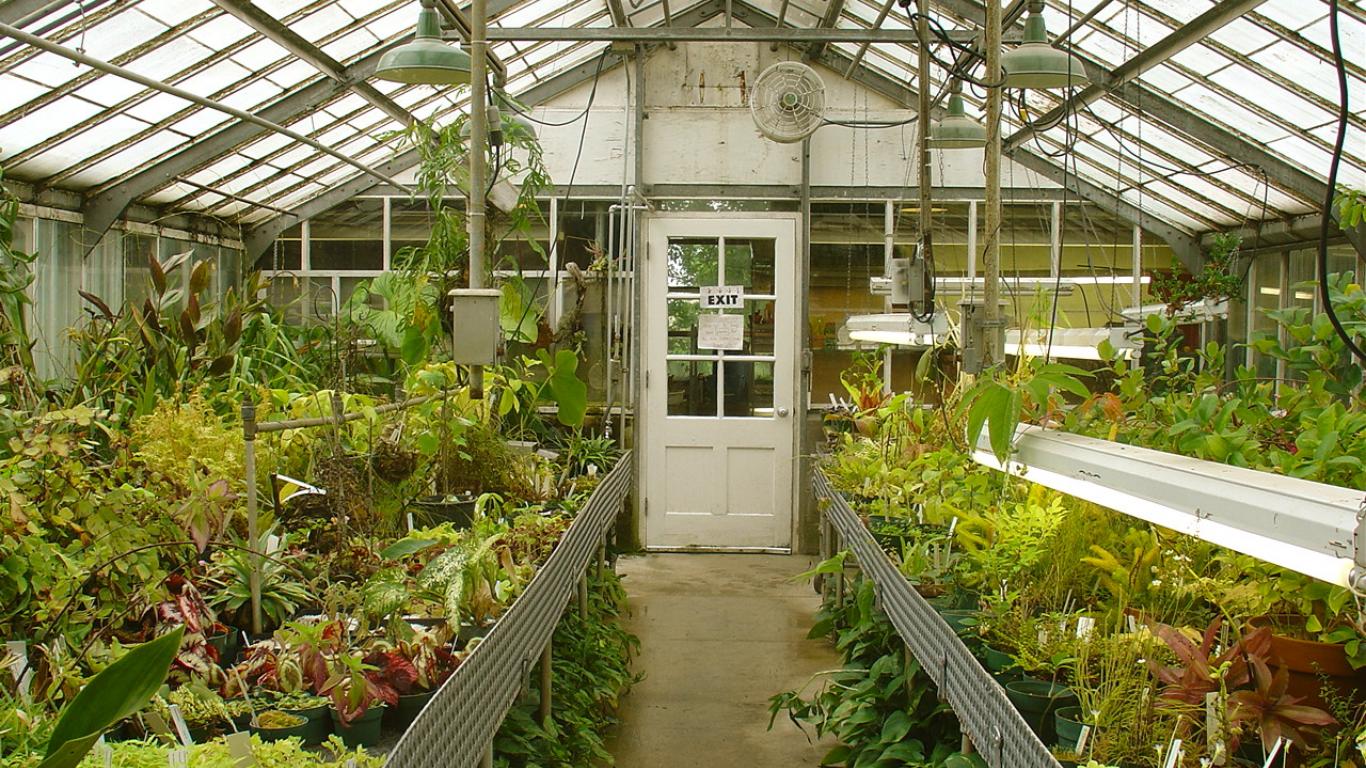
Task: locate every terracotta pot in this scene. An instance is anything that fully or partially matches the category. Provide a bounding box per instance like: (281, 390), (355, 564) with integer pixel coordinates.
(1250, 617), (1366, 709)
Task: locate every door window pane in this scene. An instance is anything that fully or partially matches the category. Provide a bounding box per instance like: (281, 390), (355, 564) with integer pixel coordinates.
(667, 358), (716, 416)
(668, 239), (719, 289)
(724, 239), (775, 293)
(722, 360), (774, 416)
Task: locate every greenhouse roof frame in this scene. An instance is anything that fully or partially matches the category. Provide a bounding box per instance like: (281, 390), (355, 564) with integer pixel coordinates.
(0, 0), (1361, 260)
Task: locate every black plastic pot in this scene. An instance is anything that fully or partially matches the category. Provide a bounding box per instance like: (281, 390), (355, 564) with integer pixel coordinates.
(251, 716), (311, 743)
(411, 495), (477, 529)
(285, 703), (331, 746)
(388, 689), (437, 729)
(1004, 679), (1078, 743)
(938, 609), (979, 636)
(330, 705), (384, 749)
(208, 632), (241, 666)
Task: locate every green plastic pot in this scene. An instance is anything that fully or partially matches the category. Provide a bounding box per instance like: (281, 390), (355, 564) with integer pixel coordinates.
(330, 705), (385, 749)
(1004, 679), (1077, 742)
(939, 609), (979, 636)
(982, 645), (1018, 678)
(251, 717), (311, 743)
(388, 689), (437, 729)
(285, 703), (331, 746)
(1054, 706), (1086, 750)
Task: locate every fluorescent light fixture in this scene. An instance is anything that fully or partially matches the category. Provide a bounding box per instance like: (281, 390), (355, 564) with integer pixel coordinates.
(842, 313), (949, 348)
(1005, 327), (1136, 361)
(1260, 287), (1282, 296)
(1295, 291), (1314, 301)
(938, 276), (1150, 287)
(973, 426), (1365, 589)
(1121, 298), (1228, 323)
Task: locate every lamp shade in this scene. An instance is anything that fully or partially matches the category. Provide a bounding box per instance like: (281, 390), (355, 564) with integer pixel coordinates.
(374, 6), (471, 85)
(1001, 10), (1088, 89)
(928, 92), (987, 149)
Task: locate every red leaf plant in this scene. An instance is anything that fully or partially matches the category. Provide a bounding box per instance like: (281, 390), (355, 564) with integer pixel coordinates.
(1228, 656), (1336, 754)
(1147, 618), (1273, 705)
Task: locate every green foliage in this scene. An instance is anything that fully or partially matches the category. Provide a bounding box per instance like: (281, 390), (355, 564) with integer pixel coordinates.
(40, 627), (182, 768)
(1335, 185), (1365, 230)
(770, 580), (973, 767)
(493, 569), (638, 767)
(1149, 234), (1244, 313)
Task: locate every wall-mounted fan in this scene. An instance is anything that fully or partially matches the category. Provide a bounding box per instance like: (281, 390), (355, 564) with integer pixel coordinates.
(749, 61), (827, 143)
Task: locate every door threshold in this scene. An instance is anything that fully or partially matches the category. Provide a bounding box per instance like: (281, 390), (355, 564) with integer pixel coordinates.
(644, 546), (793, 554)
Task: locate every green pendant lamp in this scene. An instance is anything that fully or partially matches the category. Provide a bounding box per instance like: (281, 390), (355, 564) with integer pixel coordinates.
(374, 0), (471, 85)
(1001, 0), (1089, 90)
(929, 81), (987, 150)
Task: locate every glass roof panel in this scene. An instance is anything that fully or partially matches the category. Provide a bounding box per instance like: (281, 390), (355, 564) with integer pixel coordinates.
(122, 36), (216, 81)
(77, 9), (169, 61)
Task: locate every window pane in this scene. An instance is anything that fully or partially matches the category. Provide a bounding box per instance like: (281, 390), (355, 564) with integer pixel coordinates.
(667, 358), (716, 416)
(722, 360), (773, 417)
(668, 239), (719, 289)
(723, 238), (775, 293)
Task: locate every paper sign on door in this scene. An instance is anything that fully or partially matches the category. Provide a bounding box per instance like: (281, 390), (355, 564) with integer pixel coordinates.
(698, 314), (745, 350)
(700, 285), (744, 309)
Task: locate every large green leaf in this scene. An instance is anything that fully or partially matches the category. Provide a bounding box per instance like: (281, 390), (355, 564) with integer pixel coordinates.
(539, 349), (588, 427)
(41, 626), (184, 768)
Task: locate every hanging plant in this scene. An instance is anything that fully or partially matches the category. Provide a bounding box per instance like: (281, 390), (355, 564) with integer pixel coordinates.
(1149, 233), (1244, 315)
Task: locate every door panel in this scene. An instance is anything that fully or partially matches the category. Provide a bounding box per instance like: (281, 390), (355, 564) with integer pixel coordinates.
(643, 215), (798, 550)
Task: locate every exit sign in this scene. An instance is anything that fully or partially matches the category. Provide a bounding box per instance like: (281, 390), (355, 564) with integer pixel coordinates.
(700, 285), (744, 308)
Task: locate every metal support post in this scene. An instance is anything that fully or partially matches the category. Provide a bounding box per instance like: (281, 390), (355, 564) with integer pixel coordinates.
(578, 574), (588, 620)
(469, 0), (489, 400)
(242, 401), (262, 636)
(482, 746), (493, 767)
(538, 640), (553, 726)
(597, 538), (606, 582)
(982, 0), (1005, 367)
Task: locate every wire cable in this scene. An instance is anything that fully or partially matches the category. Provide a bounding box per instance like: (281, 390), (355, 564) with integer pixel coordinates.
(1317, 0), (1366, 364)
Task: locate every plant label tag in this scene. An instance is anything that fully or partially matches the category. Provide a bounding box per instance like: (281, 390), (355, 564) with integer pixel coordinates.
(1262, 737), (1286, 768)
(168, 748), (188, 768)
(345, 761), (357, 768)
(144, 711), (174, 738)
(266, 534), (281, 554)
(1075, 616), (1096, 640)
(948, 517), (959, 536)
(168, 704), (193, 746)
(1126, 614), (1138, 633)
(588, 464), (598, 478)
(5, 640), (30, 702)
(1163, 739), (1183, 768)
(96, 736), (112, 768)
(699, 285), (744, 309)
(225, 731), (255, 767)
(1057, 617), (1069, 636)
(1075, 725), (1091, 753)
(1038, 627), (1049, 645)
(407, 512), (415, 532)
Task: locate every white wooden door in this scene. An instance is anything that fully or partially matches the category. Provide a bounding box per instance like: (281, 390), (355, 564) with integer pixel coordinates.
(642, 215), (799, 550)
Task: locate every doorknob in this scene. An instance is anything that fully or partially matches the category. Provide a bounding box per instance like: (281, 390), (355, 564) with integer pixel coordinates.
(777, 407), (790, 418)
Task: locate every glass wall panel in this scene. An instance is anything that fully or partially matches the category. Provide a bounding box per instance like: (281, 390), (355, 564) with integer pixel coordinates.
(809, 202), (886, 404)
(1250, 256), (1281, 380)
(27, 219), (82, 380)
(310, 198), (383, 271)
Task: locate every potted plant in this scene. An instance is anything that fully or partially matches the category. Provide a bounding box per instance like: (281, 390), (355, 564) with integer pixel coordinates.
(366, 628), (462, 728)
(250, 709), (310, 743)
(323, 653), (398, 748)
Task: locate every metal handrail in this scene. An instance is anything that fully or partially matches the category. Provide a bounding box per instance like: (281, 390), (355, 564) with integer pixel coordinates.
(813, 469), (1061, 768)
(385, 452), (633, 768)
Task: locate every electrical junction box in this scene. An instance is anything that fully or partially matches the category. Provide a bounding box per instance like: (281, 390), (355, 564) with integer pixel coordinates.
(449, 288), (503, 365)
(869, 257), (926, 308)
(958, 299), (1007, 375)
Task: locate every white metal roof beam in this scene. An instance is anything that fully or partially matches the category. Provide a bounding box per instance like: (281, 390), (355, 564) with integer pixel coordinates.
(208, 0), (414, 127)
(1005, 0), (1268, 153)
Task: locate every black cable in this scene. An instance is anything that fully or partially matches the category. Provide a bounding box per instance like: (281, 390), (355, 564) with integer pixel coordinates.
(1043, 0), (1079, 364)
(905, 10), (1007, 89)
(1318, 0), (1365, 364)
(821, 116), (919, 128)
(498, 50), (610, 127)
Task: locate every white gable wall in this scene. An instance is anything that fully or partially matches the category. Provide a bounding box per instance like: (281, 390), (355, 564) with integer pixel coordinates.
(526, 31), (1058, 193)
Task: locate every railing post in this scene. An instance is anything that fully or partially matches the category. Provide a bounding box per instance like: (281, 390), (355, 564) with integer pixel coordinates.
(241, 400), (262, 636)
(578, 574), (588, 620)
(596, 537), (606, 583)
(538, 640), (553, 726)
(482, 745), (493, 768)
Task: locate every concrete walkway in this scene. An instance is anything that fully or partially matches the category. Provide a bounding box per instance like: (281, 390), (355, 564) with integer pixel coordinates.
(606, 553), (839, 767)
